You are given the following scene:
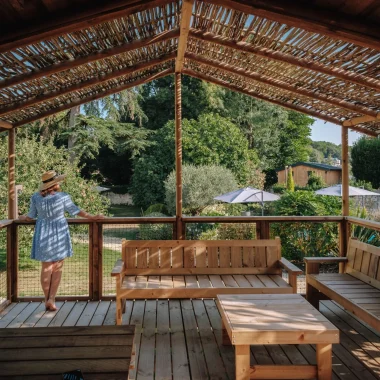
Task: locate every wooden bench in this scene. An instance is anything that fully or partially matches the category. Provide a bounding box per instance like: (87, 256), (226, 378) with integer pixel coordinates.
(305, 237), (380, 331)
(111, 238), (302, 325)
(0, 325), (135, 379)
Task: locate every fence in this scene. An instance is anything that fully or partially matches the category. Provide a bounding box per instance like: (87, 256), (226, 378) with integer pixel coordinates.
(1, 215), (379, 306)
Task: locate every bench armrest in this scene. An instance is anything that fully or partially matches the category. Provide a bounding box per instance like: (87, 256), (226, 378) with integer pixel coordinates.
(279, 257), (303, 275)
(111, 259), (125, 277)
(304, 257), (348, 264)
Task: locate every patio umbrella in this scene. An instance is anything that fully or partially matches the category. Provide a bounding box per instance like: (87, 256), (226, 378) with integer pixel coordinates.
(315, 184), (380, 208)
(214, 187), (280, 216)
(315, 185), (380, 197)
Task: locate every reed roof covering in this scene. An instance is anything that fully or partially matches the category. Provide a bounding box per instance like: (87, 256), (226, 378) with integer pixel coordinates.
(0, 0), (379, 135)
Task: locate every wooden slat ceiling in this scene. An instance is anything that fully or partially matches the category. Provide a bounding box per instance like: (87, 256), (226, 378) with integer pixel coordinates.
(0, 0), (379, 135)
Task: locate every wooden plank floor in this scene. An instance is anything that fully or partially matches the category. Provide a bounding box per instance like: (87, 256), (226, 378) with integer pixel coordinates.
(0, 300), (379, 380)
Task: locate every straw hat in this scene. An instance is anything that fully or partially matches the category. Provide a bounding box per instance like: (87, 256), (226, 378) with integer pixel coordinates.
(40, 170), (66, 191)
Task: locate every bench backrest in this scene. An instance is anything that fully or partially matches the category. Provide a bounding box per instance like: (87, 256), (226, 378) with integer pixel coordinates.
(122, 238), (282, 275)
(346, 238), (380, 289)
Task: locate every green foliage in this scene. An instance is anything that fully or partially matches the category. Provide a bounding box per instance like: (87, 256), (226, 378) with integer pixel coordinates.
(311, 141), (342, 161)
(351, 137), (380, 188)
(264, 169), (278, 190)
(165, 164), (238, 215)
(349, 179), (374, 191)
(272, 183), (287, 194)
(130, 114), (250, 209)
(271, 191), (341, 260)
(144, 204), (168, 215)
(306, 172), (326, 190)
(286, 168), (295, 192)
(139, 212), (173, 240)
(277, 111), (313, 168)
(351, 207), (380, 246)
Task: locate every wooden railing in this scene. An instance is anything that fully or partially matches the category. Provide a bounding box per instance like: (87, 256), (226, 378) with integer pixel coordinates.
(1, 215), (379, 306)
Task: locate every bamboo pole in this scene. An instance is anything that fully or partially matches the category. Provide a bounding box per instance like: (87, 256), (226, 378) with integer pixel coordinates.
(8, 129), (16, 219)
(342, 127), (349, 217)
(175, 72), (183, 239)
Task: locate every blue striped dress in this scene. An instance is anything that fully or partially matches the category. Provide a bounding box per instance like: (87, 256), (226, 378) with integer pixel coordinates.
(27, 192), (81, 262)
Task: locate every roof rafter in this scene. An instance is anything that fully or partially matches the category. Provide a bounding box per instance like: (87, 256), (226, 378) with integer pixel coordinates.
(0, 0), (174, 53)
(7, 68), (174, 129)
(204, 0), (380, 50)
(343, 114), (380, 128)
(0, 54), (176, 117)
(0, 120), (12, 129)
(0, 29), (180, 91)
(186, 53), (378, 118)
(175, 0), (194, 72)
(189, 30), (380, 91)
(183, 68), (377, 137)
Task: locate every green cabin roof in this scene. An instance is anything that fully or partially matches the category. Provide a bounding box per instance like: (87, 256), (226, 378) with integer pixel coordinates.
(276, 162), (342, 172)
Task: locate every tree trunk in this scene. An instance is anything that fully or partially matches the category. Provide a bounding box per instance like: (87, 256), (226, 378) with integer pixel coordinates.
(68, 106), (80, 163)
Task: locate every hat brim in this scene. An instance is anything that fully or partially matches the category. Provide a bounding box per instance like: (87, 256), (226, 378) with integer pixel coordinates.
(39, 174), (66, 191)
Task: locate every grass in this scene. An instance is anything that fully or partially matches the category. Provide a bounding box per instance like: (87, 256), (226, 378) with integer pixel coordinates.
(108, 205), (141, 217)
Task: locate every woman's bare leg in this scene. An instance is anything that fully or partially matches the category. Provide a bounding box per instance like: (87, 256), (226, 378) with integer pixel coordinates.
(41, 262), (53, 308)
(46, 260), (64, 311)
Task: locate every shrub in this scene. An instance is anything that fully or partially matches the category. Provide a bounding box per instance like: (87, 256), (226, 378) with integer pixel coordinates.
(165, 164), (238, 215)
(306, 172), (325, 190)
(271, 191), (341, 260)
(139, 212), (173, 240)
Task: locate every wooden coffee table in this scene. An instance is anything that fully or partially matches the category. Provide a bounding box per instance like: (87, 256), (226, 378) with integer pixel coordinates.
(217, 294), (339, 380)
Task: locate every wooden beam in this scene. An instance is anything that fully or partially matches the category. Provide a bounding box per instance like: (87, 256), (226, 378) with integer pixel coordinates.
(175, 0), (194, 72)
(189, 30), (380, 91)
(186, 52), (378, 118)
(175, 72), (183, 239)
(12, 68), (174, 128)
(0, 120), (13, 129)
(0, 0), (173, 53)
(0, 29), (180, 91)
(343, 114), (380, 127)
(0, 53), (176, 117)
(8, 129), (16, 219)
(203, 0), (380, 50)
(341, 127), (349, 216)
(183, 68), (377, 137)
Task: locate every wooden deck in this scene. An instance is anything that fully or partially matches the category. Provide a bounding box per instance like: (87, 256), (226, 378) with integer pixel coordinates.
(0, 300), (379, 380)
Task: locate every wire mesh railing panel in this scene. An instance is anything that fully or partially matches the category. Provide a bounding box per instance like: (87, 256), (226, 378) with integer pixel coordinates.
(0, 227), (7, 303)
(18, 225), (41, 297)
(185, 222), (257, 240)
(59, 224), (90, 297)
(18, 224), (90, 297)
(102, 223), (174, 295)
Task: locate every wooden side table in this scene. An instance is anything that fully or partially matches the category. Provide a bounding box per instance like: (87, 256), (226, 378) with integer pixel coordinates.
(217, 294), (339, 380)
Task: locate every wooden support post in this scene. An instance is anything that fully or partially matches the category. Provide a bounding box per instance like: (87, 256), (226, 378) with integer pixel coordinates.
(338, 219), (348, 273)
(90, 222), (101, 301)
(341, 126), (349, 217)
(7, 223), (18, 302)
(256, 221), (270, 239)
(8, 129), (16, 220)
(175, 72), (183, 239)
(97, 223), (103, 300)
(235, 345), (250, 380)
(305, 262), (320, 310)
(316, 344), (333, 380)
(89, 222), (94, 299)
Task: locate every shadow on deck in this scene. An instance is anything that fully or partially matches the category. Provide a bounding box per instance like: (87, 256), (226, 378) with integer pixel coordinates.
(0, 299), (379, 379)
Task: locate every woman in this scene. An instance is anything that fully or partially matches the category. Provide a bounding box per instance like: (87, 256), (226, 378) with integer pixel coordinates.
(19, 170), (103, 311)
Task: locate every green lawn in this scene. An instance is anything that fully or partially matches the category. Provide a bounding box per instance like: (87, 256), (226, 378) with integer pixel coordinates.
(108, 205), (141, 217)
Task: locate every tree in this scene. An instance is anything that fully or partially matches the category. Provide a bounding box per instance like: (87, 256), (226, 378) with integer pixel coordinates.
(130, 113), (254, 209)
(164, 165), (238, 215)
(277, 111), (313, 168)
(351, 137), (380, 188)
(307, 172), (325, 190)
(0, 134), (109, 220)
(286, 167), (295, 192)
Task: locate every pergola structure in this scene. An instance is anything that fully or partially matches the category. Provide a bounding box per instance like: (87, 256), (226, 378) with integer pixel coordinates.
(0, 0), (379, 237)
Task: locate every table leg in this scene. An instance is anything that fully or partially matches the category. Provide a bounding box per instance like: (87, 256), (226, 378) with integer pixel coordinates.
(222, 319), (231, 346)
(316, 343), (332, 380)
(235, 345), (250, 380)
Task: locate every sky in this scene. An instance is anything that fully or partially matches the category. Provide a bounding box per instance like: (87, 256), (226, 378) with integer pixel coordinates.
(311, 119), (362, 146)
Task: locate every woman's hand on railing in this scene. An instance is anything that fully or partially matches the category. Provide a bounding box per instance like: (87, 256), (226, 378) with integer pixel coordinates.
(77, 210), (105, 220)
(18, 215), (34, 221)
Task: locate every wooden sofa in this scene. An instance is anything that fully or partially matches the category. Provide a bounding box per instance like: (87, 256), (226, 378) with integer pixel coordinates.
(305, 237), (380, 331)
(111, 238), (302, 325)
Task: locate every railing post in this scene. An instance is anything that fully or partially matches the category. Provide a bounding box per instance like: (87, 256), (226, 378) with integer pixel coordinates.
(256, 220), (270, 239)
(98, 222), (103, 300)
(89, 221), (101, 301)
(339, 218), (350, 273)
(7, 223), (18, 302)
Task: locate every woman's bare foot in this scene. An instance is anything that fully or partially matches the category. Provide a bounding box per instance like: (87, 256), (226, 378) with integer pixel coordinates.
(46, 299), (58, 311)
